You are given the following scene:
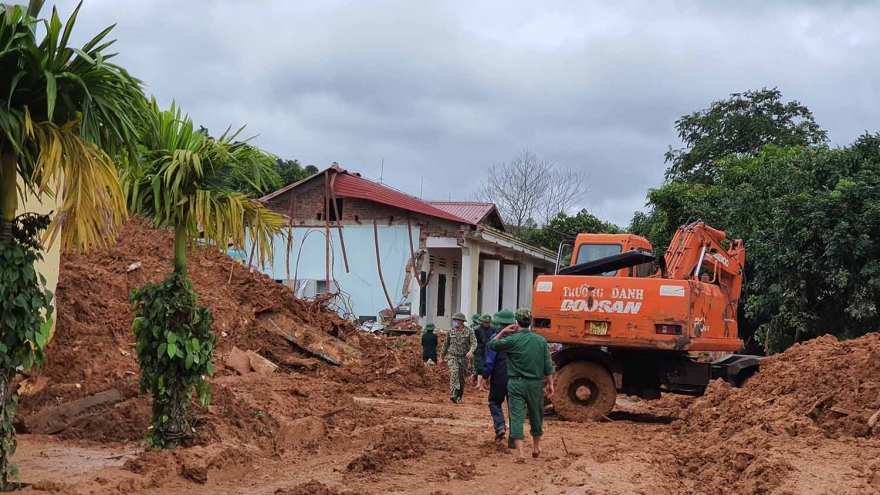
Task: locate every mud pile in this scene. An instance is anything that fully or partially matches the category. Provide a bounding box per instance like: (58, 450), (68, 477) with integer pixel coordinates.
(665, 333), (880, 494)
(346, 424), (426, 473)
(326, 332), (449, 396)
(16, 219), (376, 445)
(679, 333), (880, 439)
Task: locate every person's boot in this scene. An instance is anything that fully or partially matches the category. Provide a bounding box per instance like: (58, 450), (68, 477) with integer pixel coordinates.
(494, 430), (505, 441)
(508, 436), (516, 449)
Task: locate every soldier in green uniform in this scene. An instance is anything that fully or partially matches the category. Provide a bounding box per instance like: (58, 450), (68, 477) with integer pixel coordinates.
(487, 307), (555, 463)
(421, 323), (438, 364)
(439, 312), (477, 403)
(470, 314), (493, 384)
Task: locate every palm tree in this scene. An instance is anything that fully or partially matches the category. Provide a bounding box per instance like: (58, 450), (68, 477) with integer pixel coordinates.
(124, 98), (285, 273)
(123, 99), (286, 447)
(0, 1), (146, 247)
(0, 1), (145, 486)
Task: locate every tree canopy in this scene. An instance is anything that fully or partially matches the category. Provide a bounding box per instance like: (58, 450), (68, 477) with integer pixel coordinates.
(664, 87), (827, 184)
(633, 88), (880, 353)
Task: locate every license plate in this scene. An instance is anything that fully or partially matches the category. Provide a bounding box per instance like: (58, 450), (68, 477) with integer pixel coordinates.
(588, 321), (609, 336)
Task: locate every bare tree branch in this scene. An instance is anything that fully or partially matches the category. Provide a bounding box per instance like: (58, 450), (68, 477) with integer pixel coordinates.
(474, 149), (590, 235)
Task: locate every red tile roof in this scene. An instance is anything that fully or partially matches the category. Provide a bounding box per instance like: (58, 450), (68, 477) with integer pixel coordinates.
(426, 202), (499, 225)
(332, 172), (473, 224)
(260, 166), (474, 225)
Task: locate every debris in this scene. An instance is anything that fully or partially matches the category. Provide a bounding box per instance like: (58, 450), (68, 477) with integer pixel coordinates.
(225, 347), (251, 375)
(18, 376), (49, 397)
(262, 315), (363, 366)
(246, 351), (278, 375)
(869, 408), (880, 429)
(277, 356), (320, 370)
(21, 389), (122, 434)
(126, 262), (141, 273)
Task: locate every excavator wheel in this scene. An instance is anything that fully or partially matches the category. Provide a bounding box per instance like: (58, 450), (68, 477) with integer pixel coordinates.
(552, 361), (616, 422)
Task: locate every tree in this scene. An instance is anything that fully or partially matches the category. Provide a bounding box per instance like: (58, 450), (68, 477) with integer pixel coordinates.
(475, 149), (589, 235)
(122, 99), (286, 448)
(227, 158), (318, 198)
(530, 209), (621, 252)
(665, 87), (827, 184)
(0, 2), (145, 485)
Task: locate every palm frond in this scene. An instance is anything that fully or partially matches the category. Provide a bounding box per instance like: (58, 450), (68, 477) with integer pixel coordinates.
(25, 109), (126, 251)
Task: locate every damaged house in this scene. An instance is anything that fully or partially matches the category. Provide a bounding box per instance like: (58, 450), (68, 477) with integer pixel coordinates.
(250, 165), (556, 328)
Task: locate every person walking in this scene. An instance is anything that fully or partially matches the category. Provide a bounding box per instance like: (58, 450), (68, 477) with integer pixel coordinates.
(477, 309), (516, 448)
(439, 312), (477, 403)
(421, 323), (438, 364)
(487, 307), (555, 463)
(470, 313), (493, 385)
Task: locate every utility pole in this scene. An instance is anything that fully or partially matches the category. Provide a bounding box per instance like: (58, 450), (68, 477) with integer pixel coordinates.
(379, 158), (384, 184)
(419, 176), (424, 199)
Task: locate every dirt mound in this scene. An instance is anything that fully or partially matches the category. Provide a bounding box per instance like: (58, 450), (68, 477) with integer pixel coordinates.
(18, 219), (358, 444)
(346, 424), (426, 473)
(275, 480), (356, 495)
(679, 334), (880, 439)
(664, 333), (880, 494)
(328, 332), (448, 396)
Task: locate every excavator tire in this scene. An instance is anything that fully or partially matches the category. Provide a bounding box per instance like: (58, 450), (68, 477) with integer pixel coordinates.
(552, 360), (616, 422)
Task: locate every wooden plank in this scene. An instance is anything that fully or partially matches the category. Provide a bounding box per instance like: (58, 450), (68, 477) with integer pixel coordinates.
(262, 316), (363, 366)
(23, 389), (122, 434)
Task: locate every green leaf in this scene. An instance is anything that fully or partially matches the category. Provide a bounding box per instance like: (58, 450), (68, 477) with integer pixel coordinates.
(157, 343), (167, 358)
(44, 70), (57, 119)
(167, 342), (178, 358)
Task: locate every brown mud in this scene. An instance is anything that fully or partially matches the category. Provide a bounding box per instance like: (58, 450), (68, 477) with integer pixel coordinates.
(14, 220), (880, 494)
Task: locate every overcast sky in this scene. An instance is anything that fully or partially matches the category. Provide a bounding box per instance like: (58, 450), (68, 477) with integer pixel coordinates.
(56, 0), (880, 226)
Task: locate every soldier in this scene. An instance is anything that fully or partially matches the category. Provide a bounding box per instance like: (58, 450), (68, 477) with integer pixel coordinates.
(421, 323), (438, 364)
(488, 307), (555, 463)
(439, 312), (477, 403)
(470, 314), (493, 385)
(477, 309), (516, 448)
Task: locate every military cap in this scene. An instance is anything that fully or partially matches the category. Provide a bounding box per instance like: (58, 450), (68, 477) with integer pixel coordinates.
(515, 307), (532, 322)
(494, 309), (516, 325)
(451, 312), (467, 321)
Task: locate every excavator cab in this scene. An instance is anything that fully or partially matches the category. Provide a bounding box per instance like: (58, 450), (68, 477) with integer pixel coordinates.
(555, 233), (656, 278)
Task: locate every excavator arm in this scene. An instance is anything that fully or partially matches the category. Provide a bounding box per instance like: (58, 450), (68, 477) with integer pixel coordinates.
(664, 221), (746, 308)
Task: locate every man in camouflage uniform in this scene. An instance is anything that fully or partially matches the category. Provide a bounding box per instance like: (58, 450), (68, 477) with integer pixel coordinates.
(439, 312), (477, 403)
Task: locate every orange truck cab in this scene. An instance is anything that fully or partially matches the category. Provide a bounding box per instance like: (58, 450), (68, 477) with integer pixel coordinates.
(533, 223), (761, 422)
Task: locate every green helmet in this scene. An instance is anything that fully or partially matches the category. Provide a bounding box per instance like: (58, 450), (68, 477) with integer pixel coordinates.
(494, 309), (516, 325)
(424, 323), (436, 332)
(471, 313), (481, 324)
(479, 313), (492, 324)
(452, 312), (467, 322)
(515, 307), (532, 325)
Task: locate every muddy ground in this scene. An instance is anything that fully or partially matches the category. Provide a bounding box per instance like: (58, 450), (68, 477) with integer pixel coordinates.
(15, 383), (880, 495)
(14, 220), (880, 494)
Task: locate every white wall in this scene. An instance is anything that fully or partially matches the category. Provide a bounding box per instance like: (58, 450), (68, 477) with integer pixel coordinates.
(247, 224), (419, 320)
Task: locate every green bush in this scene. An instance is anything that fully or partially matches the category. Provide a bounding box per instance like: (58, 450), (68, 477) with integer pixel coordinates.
(0, 213), (54, 489)
(131, 273), (216, 448)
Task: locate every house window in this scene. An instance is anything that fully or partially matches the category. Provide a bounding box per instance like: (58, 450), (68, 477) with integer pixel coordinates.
(437, 274), (447, 317)
(325, 197), (344, 222)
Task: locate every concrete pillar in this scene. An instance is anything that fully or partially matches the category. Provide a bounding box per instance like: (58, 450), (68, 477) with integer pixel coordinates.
(518, 262), (535, 308)
(481, 258), (501, 315)
(425, 252), (436, 325)
(501, 263), (519, 311)
(460, 246), (472, 318)
(466, 241), (481, 316)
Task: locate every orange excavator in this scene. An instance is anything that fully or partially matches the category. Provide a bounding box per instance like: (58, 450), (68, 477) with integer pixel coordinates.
(532, 221), (761, 421)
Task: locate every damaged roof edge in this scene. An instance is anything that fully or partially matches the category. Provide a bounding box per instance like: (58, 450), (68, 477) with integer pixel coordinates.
(472, 227), (557, 263)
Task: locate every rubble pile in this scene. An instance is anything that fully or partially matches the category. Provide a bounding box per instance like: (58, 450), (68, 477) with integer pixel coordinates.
(665, 333), (880, 493)
(17, 219), (436, 445)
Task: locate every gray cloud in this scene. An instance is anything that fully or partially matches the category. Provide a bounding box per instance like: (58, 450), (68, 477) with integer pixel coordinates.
(56, 0), (880, 226)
